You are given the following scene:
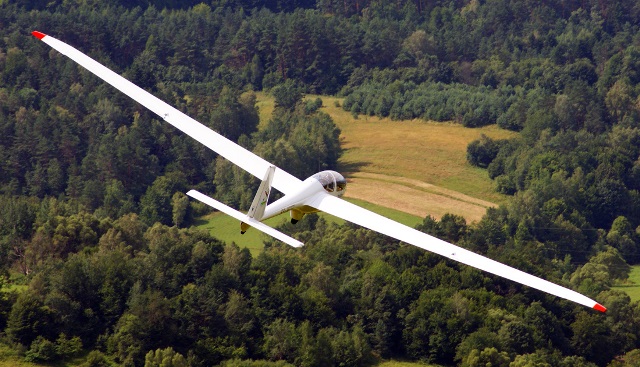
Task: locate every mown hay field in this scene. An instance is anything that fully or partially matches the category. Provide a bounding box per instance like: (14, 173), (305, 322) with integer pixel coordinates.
(310, 94), (516, 223)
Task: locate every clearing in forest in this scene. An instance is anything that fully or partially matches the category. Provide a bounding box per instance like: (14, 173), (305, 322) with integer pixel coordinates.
(312, 95), (516, 223)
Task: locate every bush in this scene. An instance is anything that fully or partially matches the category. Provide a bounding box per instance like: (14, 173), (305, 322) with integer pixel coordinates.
(82, 350), (111, 367)
(304, 97), (323, 114)
(145, 347), (188, 367)
(56, 333), (83, 359)
(271, 80), (304, 111)
(495, 175), (516, 195)
(466, 134), (500, 168)
(25, 336), (56, 362)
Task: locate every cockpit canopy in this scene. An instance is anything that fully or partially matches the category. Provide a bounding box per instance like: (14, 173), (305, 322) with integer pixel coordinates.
(312, 170), (347, 197)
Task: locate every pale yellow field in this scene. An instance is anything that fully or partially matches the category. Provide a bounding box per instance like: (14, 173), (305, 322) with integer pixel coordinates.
(256, 93), (516, 223)
(346, 172), (495, 223)
(255, 93), (275, 128)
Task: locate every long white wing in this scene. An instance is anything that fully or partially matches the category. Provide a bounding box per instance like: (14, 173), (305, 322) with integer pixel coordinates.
(31, 31), (301, 195)
(307, 194), (606, 312)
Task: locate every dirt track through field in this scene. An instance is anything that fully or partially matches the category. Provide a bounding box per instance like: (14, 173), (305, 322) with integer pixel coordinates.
(342, 172), (495, 223)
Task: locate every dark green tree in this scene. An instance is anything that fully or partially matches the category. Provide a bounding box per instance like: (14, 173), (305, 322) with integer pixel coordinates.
(6, 291), (53, 346)
(271, 80), (304, 111)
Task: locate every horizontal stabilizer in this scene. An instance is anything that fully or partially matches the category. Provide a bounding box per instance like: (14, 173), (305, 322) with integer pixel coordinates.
(186, 190), (303, 248)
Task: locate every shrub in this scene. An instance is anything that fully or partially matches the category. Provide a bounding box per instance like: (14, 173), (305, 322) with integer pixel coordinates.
(25, 336), (56, 362)
(467, 134), (500, 168)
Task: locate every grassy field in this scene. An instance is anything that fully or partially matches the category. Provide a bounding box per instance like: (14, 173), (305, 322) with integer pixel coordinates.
(312, 94), (517, 217)
(344, 171), (496, 223)
(195, 211), (292, 257)
(613, 265), (640, 302)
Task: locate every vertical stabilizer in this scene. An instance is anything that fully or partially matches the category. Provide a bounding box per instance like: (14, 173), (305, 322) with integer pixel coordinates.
(247, 165), (275, 221)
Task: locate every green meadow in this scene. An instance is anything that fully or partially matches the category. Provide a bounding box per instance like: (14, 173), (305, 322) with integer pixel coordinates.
(613, 265), (640, 302)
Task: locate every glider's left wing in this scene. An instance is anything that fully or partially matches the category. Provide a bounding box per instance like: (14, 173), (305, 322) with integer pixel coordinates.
(309, 194), (607, 312)
(31, 31), (301, 195)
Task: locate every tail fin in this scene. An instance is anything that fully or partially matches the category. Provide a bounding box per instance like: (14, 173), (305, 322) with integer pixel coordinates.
(248, 165), (275, 221)
(186, 189), (303, 248)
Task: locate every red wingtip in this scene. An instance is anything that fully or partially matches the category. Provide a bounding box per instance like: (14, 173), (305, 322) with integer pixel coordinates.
(31, 31), (46, 40)
(593, 303), (607, 313)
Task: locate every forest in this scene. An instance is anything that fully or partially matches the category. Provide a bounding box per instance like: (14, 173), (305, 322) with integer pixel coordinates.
(2, 0), (640, 366)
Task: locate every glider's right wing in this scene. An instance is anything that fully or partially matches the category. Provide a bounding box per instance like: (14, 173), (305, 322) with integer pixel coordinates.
(307, 194), (607, 312)
(31, 31), (302, 195)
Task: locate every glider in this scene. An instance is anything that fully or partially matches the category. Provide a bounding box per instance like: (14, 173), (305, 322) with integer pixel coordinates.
(32, 31), (606, 313)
